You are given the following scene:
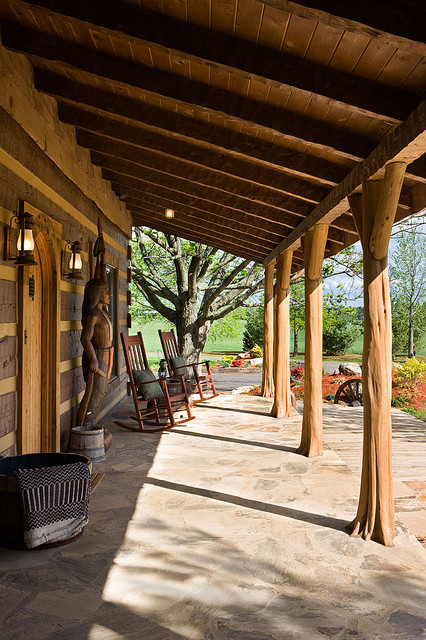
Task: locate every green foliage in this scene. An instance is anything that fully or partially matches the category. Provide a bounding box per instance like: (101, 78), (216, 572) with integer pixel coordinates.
(325, 393), (335, 402)
(402, 407), (426, 422)
(322, 294), (362, 355)
(393, 357), (426, 389)
(242, 306), (264, 351)
(208, 307), (247, 342)
(391, 394), (412, 408)
(390, 218), (426, 357)
(220, 361), (230, 368)
(221, 355), (235, 364)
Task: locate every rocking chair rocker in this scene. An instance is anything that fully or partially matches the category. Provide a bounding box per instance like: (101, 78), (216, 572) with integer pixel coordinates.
(158, 329), (218, 403)
(115, 332), (194, 432)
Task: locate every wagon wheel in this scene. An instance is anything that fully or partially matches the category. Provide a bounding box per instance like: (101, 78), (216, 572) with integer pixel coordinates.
(334, 378), (363, 406)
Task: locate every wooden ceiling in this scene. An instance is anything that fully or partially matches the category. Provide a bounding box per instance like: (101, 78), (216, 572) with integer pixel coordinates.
(1, 0), (425, 269)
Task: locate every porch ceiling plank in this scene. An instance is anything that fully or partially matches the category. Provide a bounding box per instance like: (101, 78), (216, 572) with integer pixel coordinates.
(0, 22), (377, 159)
(17, 0), (419, 122)
(37, 71), (351, 186)
(263, 99), (426, 266)
(61, 106), (331, 204)
(129, 203), (278, 252)
(257, 1), (426, 53)
(76, 129), (320, 213)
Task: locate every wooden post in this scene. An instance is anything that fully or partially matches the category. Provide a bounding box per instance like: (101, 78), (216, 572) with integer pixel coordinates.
(261, 262), (275, 397)
(271, 249), (293, 418)
(348, 161), (406, 546)
(297, 224), (328, 457)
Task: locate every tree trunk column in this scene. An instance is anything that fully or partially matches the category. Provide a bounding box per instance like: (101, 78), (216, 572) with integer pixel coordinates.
(262, 262), (275, 397)
(348, 161), (406, 546)
(271, 250), (293, 418)
(297, 224), (329, 457)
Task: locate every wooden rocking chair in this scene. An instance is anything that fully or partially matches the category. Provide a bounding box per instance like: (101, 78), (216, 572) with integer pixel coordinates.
(115, 332), (194, 432)
(158, 329), (218, 403)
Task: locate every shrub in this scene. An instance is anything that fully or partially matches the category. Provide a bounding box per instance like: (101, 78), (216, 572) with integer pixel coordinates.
(221, 361), (230, 368)
(250, 343), (263, 358)
(325, 393), (335, 401)
(221, 355), (235, 364)
(290, 365), (304, 379)
(393, 357), (426, 389)
(391, 394), (411, 408)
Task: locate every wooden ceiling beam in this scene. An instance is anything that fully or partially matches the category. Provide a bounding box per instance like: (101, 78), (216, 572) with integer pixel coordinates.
(95, 155), (310, 227)
(123, 195), (288, 242)
(129, 203), (277, 252)
(36, 71), (348, 186)
(61, 105), (329, 204)
(258, 1), (426, 54)
(264, 100), (426, 265)
(129, 208), (267, 262)
(77, 130), (317, 215)
(1, 22), (374, 159)
(18, 0), (418, 121)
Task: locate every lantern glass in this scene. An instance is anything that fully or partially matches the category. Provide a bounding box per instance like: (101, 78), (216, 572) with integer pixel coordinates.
(165, 208), (175, 218)
(69, 252), (83, 271)
(17, 228), (35, 252)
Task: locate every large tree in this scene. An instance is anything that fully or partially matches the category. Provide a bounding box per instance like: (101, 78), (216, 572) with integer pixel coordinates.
(131, 228), (264, 360)
(390, 216), (426, 358)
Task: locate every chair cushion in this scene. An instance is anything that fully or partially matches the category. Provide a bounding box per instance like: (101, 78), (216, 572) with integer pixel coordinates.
(170, 355), (188, 376)
(132, 369), (164, 400)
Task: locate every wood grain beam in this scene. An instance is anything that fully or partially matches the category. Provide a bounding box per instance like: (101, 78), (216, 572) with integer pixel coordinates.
(0, 22), (374, 159)
(264, 100), (426, 265)
(78, 130), (317, 214)
(258, 1), (426, 54)
(18, 0), (418, 121)
(95, 154), (309, 226)
(129, 208), (267, 262)
(61, 105), (329, 204)
(35, 71), (349, 185)
(130, 203), (276, 253)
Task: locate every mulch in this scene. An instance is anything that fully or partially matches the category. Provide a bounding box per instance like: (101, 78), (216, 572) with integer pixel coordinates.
(248, 372), (426, 411)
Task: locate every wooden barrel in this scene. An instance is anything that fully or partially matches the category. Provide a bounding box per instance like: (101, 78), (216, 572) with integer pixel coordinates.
(69, 426), (105, 462)
(0, 452), (91, 549)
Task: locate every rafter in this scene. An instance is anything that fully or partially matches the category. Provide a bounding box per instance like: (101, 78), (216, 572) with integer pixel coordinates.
(1, 22), (375, 159)
(61, 105), (330, 204)
(19, 0), (418, 121)
(37, 71), (351, 185)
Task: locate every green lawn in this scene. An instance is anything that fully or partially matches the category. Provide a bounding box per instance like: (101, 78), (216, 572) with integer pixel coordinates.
(132, 320), (425, 358)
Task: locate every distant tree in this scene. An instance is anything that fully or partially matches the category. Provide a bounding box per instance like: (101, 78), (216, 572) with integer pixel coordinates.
(242, 306), (264, 351)
(290, 277), (305, 356)
(131, 229), (264, 361)
(390, 217), (426, 358)
(322, 294), (362, 355)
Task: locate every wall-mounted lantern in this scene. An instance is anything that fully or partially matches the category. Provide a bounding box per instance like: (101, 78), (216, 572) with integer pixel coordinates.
(63, 240), (84, 280)
(165, 208), (175, 219)
(4, 210), (38, 266)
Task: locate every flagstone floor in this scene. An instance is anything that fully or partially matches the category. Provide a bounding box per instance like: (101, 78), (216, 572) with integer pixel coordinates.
(1, 394), (426, 640)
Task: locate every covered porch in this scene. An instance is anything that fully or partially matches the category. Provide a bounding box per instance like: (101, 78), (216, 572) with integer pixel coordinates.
(1, 393), (425, 639)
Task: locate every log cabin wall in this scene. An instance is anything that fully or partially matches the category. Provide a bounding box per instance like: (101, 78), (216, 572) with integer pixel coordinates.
(0, 40), (132, 456)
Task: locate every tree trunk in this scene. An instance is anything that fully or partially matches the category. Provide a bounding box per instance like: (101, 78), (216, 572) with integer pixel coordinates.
(175, 297), (211, 364)
(348, 161), (406, 546)
(271, 250), (293, 418)
(292, 328), (298, 357)
(297, 224), (328, 458)
(408, 305), (414, 358)
(262, 262), (275, 397)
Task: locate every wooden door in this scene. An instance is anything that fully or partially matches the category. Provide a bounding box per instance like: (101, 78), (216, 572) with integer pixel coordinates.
(19, 243), (43, 453)
(18, 233), (57, 454)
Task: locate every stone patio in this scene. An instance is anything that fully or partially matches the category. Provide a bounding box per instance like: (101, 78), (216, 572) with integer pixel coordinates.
(1, 393), (426, 639)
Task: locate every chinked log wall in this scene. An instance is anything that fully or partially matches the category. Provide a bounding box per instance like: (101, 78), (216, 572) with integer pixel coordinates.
(0, 42), (131, 455)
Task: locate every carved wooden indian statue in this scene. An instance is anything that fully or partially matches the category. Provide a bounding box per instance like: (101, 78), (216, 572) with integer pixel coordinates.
(76, 221), (114, 427)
